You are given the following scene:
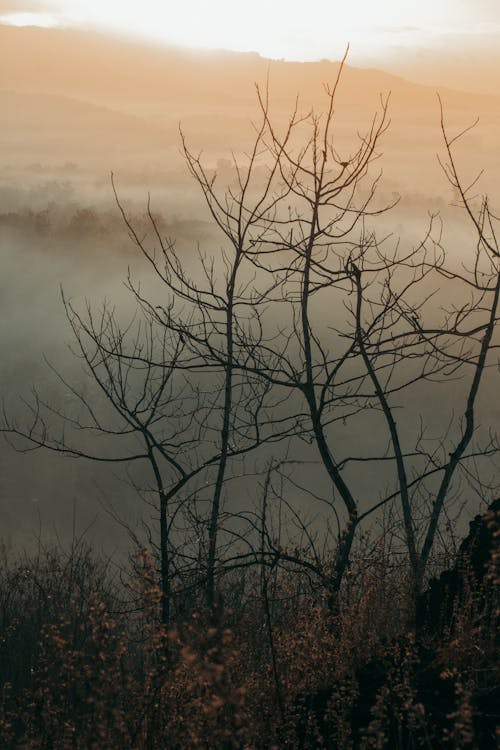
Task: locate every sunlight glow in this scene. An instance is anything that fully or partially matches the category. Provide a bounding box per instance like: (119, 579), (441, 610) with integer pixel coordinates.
(52, 0), (452, 58)
(1, 12), (59, 28)
(2, 1), (500, 62)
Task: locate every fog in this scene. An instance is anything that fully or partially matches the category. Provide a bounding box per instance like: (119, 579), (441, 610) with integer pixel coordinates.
(1, 24), (499, 554)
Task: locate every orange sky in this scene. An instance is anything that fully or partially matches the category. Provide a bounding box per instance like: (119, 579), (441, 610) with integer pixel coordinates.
(2, 0), (500, 64)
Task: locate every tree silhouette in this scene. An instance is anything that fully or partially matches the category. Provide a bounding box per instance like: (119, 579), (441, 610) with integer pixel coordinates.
(4, 57), (499, 618)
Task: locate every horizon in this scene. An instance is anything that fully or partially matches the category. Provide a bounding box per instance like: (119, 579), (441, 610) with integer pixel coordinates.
(1, 1), (500, 93)
(2, 24), (500, 104)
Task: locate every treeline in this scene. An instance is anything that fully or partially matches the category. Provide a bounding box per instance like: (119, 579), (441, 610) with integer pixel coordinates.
(0, 206), (200, 241)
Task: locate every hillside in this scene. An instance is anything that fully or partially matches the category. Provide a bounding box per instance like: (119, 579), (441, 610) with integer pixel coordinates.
(2, 24), (500, 197)
(3, 24), (500, 114)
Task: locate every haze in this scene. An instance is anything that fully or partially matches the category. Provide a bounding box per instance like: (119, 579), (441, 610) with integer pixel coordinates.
(0, 19), (499, 550)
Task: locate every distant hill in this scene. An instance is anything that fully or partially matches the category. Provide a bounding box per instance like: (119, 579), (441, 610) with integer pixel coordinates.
(0, 90), (170, 163)
(2, 24), (500, 114)
(1, 24), (500, 195)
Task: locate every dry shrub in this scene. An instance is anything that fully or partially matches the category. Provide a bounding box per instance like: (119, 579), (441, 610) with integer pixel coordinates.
(0, 530), (497, 749)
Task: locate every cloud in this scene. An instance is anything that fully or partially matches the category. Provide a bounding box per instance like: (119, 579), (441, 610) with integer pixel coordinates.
(0, 11), (60, 27)
(0, 1), (61, 28)
(375, 26), (420, 34)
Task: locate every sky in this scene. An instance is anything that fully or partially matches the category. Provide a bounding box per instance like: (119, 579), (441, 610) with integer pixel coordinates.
(2, 0), (500, 63)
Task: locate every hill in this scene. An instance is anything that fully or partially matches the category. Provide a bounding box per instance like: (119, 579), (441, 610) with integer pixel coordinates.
(1, 24), (500, 194)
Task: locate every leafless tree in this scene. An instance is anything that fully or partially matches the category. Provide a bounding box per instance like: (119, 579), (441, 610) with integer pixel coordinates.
(168, 58), (500, 599)
(253, 82), (499, 596)
(3, 56), (499, 621)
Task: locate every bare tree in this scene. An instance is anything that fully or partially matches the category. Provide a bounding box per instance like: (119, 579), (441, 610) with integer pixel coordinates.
(3, 58), (499, 622)
(4, 298), (207, 624)
(247, 86), (500, 592)
(171, 59), (500, 599)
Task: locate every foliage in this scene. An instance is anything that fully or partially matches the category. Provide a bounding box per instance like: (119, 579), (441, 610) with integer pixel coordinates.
(0, 509), (497, 749)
